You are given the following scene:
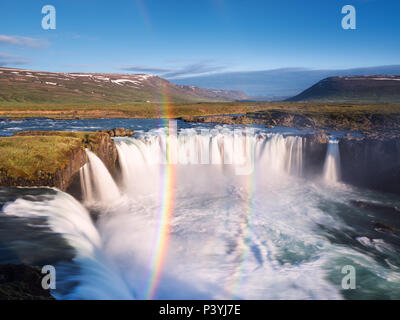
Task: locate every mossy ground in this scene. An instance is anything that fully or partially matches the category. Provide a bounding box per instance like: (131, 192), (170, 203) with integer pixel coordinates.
(0, 132), (103, 180)
(246, 104), (400, 132)
(0, 102), (265, 118)
(0, 102), (398, 120)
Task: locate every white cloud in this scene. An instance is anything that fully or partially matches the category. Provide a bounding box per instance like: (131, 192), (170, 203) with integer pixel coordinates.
(0, 35), (49, 48)
(0, 53), (29, 66)
(120, 60), (227, 78)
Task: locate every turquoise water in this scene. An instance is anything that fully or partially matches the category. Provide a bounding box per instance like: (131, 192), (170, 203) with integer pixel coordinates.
(0, 119), (399, 300)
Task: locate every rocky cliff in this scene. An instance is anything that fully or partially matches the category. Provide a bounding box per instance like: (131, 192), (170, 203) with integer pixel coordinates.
(339, 137), (400, 195)
(303, 132), (400, 195)
(0, 128), (133, 192)
(0, 145), (87, 191)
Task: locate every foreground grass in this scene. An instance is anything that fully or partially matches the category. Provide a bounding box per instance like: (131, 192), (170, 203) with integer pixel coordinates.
(0, 132), (102, 179)
(0, 136), (82, 179)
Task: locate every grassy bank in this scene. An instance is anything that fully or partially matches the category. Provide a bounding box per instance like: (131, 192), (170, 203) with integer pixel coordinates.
(0, 135), (82, 179)
(0, 102), (399, 120)
(0, 132), (103, 180)
(0, 102), (266, 119)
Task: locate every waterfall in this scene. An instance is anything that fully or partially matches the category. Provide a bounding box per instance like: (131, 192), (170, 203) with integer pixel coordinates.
(2, 191), (134, 299)
(3, 127), (356, 300)
(79, 163), (94, 203)
(287, 136), (303, 176)
(259, 135), (303, 176)
(80, 150), (120, 204)
(323, 139), (341, 184)
(115, 129), (304, 193)
(116, 130), (305, 173)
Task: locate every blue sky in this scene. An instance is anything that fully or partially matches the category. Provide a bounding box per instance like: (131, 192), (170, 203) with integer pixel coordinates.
(0, 0), (399, 78)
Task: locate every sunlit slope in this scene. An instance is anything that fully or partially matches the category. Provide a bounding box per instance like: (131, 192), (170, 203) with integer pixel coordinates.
(288, 76), (400, 103)
(0, 67), (249, 104)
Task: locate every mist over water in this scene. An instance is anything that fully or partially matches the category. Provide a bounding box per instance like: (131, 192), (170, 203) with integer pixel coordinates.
(1, 125), (400, 300)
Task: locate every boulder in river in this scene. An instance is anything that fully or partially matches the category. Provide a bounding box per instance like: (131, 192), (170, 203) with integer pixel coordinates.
(98, 127), (134, 137)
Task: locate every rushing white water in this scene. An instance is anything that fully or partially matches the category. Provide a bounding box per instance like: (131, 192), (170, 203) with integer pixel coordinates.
(80, 128), (345, 299)
(2, 191), (133, 299)
(79, 164), (93, 203)
(323, 139), (341, 184)
(3, 127), (400, 300)
(80, 150), (120, 204)
(116, 129), (303, 194)
(97, 129), (347, 300)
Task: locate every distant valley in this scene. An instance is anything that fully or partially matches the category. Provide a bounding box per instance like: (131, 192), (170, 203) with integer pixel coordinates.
(172, 65), (400, 99)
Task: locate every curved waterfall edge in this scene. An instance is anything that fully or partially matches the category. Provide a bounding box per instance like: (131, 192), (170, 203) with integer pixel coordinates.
(75, 129), (400, 203)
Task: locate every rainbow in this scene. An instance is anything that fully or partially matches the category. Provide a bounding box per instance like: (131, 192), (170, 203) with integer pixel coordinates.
(228, 142), (257, 299)
(135, 0), (153, 32)
(144, 83), (176, 300)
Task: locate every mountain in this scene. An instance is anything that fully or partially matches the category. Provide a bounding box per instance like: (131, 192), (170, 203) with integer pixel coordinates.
(287, 76), (400, 103)
(171, 65), (400, 99)
(0, 67), (249, 104)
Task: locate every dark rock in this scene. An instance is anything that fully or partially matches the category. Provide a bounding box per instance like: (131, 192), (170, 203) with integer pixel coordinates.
(340, 138), (400, 195)
(305, 130), (329, 144)
(247, 110), (315, 129)
(374, 222), (396, 232)
(302, 131), (329, 177)
(98, 127), (134, 137)
(0, 264), (55, 300)
(299, 130), (400, 196)
(350, 200), (400, 215)
(179, 115), (253, 125)
(114, 127), (134, 136)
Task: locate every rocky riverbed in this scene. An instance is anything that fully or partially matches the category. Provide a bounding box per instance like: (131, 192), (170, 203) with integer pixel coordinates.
(180, 108), (400, 140)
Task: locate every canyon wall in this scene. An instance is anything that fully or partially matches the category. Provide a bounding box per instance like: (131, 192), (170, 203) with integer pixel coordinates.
(339, 137), (400, 195)
(304, 133), (400, 195)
